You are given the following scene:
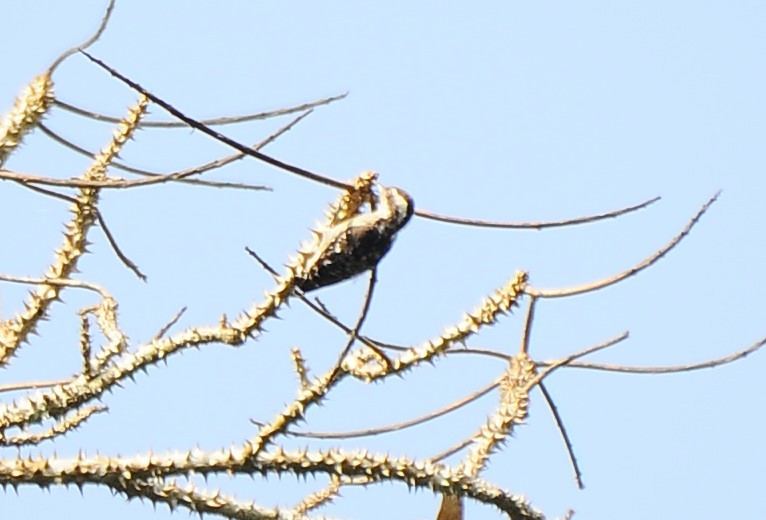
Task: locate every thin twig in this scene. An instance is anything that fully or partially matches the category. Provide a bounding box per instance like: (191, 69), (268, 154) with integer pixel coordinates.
(520, 296), (537, 355)
(449, 334), (766, 376)
(37, 122), (271, 191)
(8, 180), (147, 281)
(32, 109), (314, 190)
(0, 378), (70, 394)
(8, 178), (77, 203)
(430, 332), (629, 464)
(521, 293), (582, 488)
(95, 210), (146, 281)
(531, 332), (630, 385)
(53, 93), (347, 127)
(0, 274), (111, 299)
(244, 246), (390, 356)
(539, 382), (584, 489)
(417, 195), (661, 230)
(81, 52), (663, 231)
(251, 368), (500, 441)
(81, 51), (348, 189)
(48, 0), (115, 73)
(9, 109), (311, 190)
(431, 438), (474, 463)
(527, 192), (720, 298)
(538, 335), (766, 375)
(326, 269), (384, 385)
(153, 307), (188, 340)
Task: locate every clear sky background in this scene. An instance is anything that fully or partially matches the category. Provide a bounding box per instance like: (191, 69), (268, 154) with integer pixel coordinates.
(1, 1), (764, 519)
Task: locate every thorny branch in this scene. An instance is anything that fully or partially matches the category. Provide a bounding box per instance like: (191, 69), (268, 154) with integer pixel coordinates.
(0, 3), (762, 520)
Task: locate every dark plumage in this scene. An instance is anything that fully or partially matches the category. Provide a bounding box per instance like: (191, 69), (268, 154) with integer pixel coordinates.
(296, 186), (414, 292)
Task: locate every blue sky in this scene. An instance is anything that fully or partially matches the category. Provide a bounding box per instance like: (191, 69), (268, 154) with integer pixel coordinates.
(1, 1), (764, 519)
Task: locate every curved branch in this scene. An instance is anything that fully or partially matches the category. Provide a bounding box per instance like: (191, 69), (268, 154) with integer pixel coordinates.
(49, 0), (116, 73)
(527, 192), (720, 299)
(0, 274), (111, 299)
(538, 335), (766, 374)
(79, 52), (667, 233)
(417, 195), (660, 230)
(0, 111), (313, 192)
(81, 51), (349, 189)
(252, 377), (501, 441)
(37, 122), (272, 191)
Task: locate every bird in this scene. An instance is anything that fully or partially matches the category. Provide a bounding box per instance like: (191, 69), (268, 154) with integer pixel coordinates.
(295, 186), (414, 292)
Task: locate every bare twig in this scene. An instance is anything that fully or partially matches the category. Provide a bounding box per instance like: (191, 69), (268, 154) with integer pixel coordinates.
(81, 51), (349, 189)
(81, 52), (662, 231)
(153, 307), (188, 340)
(251, 369), (501, 441)
(4, 111), (310, 190)
(532, 332), (630, 384)
(7, 178), (76, 203)
(94, 210), (146, 281)
(539, 335), (766, 375)
(5, 181), (147, 281)
(245, 246), (391, 356)
(520, 296), (537, 355)
(53, 93), (347, 127)
(0, 274), (111, 299)
(327, 268), (385, 384)
(31, 109), (313, 190)
(527, 192), (720, 299)
(539, 382), (584, 489)
(417, 195), (661, 230)
(0, 378), (70, 394)
(37, 122), (271, 191)
(431, 332), (628, 465)
(48, 0), (116, 73)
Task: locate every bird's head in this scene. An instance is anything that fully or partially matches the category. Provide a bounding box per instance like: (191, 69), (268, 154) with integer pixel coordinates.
(380, 186), (415, 231)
